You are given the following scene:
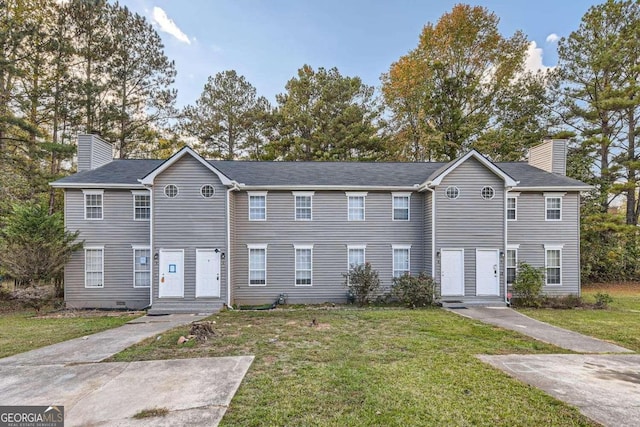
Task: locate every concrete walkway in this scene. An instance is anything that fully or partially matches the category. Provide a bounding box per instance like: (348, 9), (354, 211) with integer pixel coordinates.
(447, 306), (633, 353)
(0, 314), (254, 426)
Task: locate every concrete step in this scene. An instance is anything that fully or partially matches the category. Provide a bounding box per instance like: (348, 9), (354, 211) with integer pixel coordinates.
(148, 300), (225, 315)
(441, 297), (506, 308)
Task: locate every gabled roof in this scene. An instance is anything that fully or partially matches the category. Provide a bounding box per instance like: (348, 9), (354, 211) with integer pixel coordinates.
(139, 146), (234, 186)
(425, 150), (518, 187)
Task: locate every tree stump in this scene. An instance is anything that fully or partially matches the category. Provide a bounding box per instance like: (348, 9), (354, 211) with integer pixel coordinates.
(189, 321), (217, 341)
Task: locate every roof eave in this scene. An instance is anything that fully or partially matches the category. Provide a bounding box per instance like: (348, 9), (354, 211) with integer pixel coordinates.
(237, 184), (422, 191)
(49, 182), (146, 189)
(511, 186), (594, 192)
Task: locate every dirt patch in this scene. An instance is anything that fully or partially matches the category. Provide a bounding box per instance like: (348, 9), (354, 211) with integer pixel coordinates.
(36, 310), (144, 319)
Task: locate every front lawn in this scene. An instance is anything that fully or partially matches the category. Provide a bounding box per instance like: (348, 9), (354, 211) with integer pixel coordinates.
(112, 308), (596, 426)
(521, 283), (640, 352)
(0, 302), (142, 358)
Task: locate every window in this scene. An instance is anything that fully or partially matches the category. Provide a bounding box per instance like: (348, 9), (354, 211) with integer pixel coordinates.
(507, 197), (517, 220)
(132, 191), (150, 220)
(83, 190), (103, 220)
(295, 245), (313, 286)
(347, 192), (367, 221)
(164, 184), (178, 198)
(392, 193), (410, 221)
(85, 247), (104, 288)
(545, 245), (562, 285)
(248, 192), (267, 221)
(445, 186), (460, 200)
(248, 245), (267, 286)
(201, 185), (215, 198)
(481, 186), (495, 200)
(392, 245), (411, 278)
(545, 193), (564, 221)
(293, 192), (314, 221)
(348, 245), (366, 270)
(133, 247), (150, 288)
(506, 248), (518, 285)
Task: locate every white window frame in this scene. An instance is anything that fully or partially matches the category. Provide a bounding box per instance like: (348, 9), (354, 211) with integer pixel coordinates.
(293, 191), (314, 221)
(544, 244), (563, 286)
(248, 191), (267, 221)
(200, 184), (215, 198)
(445, 186), (460, 200)
(544, 192), (565, 221)
(83, 189), (104, 220)
(347, 245), (366, 270)
(132, 245), (151, 288)
(84, 246), (104, 288)
(247, 244), (267, 286)
(163, 184), (179, 198)
(392, 192), (411, 221)
(506, 244), (519, 285)
(507, 192), (519, 221)
(131, 190), (150, 221)
(480, 186), (495, 200)
(392, 244), (411, 278)
(294, 244), (313, 286)
(346, 192), (367, 221)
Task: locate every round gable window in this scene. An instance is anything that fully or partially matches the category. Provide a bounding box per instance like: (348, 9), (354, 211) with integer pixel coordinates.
(445, 186), (460, 200)
(481, 186), (495, 200)
(201, 184), (215, 198)
(164, 184), (178, 198)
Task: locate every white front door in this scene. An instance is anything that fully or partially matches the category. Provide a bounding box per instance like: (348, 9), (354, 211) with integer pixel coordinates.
(158, 249), (184, 298)
(476, 249), (500, 296)
(441, 249), (464, 296)
(196, 249), (221, 298)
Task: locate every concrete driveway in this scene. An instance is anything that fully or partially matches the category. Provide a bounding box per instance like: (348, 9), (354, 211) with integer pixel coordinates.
(0, 314), (254, 426)
(480, 354), (640, 427)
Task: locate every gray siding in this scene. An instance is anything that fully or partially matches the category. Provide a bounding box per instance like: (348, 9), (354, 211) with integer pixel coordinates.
(77, 134), (113, 172)
(232, 190), (424, 305)
(507, 191), (580, 295)
(152, 155), (228, 309)
(64, 189), (150, 309)
(434, 158), (505, 297)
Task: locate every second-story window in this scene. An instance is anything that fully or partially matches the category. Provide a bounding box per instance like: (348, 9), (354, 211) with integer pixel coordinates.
(392, 193), (410, 221)
(132, 191), (150, 220)
(347, 192), (367, 221)
(83, 190), (103, 220)
(545, 194), (563, 221)
(293, 192), (313, 221)
(248, 192), (267, 221)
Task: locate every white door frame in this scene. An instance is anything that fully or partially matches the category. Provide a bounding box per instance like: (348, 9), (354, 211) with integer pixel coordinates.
(196, 248), (221, 298)
(440, 248), (465, 296)
(158, 249), (184, 298)
(475, 248), (500, 296)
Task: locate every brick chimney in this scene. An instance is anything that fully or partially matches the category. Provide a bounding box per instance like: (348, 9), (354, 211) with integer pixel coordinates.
(528, 139), (567, 175)
(77, 134), (113, 172)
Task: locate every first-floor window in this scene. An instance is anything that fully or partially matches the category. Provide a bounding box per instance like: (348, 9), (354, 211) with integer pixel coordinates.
(506, 249), (517, 285)
(133, 248), (150, 287)
(248, 245), (267, 286)
(348, 246), (365, 270)
(295, 246), (313, 286)
(85, 247), (104, 288)
(393, 245), (410, 278)
(545, 247), (562, 285)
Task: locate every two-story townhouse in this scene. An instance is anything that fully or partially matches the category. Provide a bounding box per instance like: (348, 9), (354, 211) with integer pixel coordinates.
(51, 135), (590, 313)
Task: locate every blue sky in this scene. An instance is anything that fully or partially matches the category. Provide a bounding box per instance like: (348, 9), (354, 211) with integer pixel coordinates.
(118, 0), (599, 108)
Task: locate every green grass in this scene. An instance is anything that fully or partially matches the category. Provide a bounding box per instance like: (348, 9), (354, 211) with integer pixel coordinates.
(112, 307), (596, 426)
(521, 283), (640, 352)
(0, 303), (142, 358)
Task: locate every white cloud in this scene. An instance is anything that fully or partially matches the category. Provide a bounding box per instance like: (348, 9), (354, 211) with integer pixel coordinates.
(523, 41), (553, 73)
(152, 7), (190, 44)
(546, 33), (560, 43)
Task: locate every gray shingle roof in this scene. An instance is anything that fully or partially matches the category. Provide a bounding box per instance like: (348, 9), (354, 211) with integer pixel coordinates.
(52, 158), (589, 189)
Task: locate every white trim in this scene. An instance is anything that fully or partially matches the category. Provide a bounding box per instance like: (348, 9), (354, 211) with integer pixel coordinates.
(515, 186), (592, 192)
(475, 248), (500, 296)
(392, 245), (411, 278)
(131, 190), (150, 221)
(544, 246), (563, 286)
(226, 188), (233, 307)
(507, 192), (521, 197)
(507, 195), (517, 221)
(426, 150), (519, 187)
(440, 248), (465, 296)
(132, 247), (151, 288)
(425, 187), (436, 277)
(139, 146), (234, 186)
(247, 244), (268, 250)
(51, 182), (147, 189)
(543, 244), (564, 249)
(543, 192), (567, 197)
(163, 184), (179, 198)
(507, 244), (520, 249)
(480, 186), (495, 200)
(294, 245), (313, 287)
(200, 184), (216, 198)
(346, 244), (367, 250)
(248, 245), (267, 287)
(392, 193), (411, 221)
(82, 189), (104, 220)
(241, 185), (419, 191)
(84, 246), (104, 288)
(347, 193), (366, 221)
(506, 248), (518, 286)
(130, 190), (149, 195)
(158, 248), (185, 298)
(545, 195), (562, 221)
(149, 186), (153, 307)
(504, 187), (508, 302)
(344, 191), (369, 197)
(248, 192), (267, 221)
(392, 244), (412, 250)
(445, 186), (460, 200)
(347, 246), (366, 272)
(391, 192), (411, 197)
(293, 192), (313, 221)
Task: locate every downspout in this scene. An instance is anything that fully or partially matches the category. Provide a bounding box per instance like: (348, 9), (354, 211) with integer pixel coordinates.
(424, 186), (436, 278)
(226, 183), (239, 308)
(148, 184), (153, 309)
(504, 187), (511, 305)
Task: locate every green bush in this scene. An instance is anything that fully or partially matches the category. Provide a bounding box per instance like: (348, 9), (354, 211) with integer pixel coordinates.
(343, 263), (381, 306)
(511, 262), (544, 307)
(392, 273), (438, 308)
(593, 292), (613, 309)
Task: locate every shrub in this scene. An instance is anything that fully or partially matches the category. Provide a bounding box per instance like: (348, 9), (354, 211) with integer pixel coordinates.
(511, 262), (544, 307)
(12, 287), (54, 313)
(392, 273), (438, 308)
(593, 292), (613, 309)
(343, 263), (381, 306)
(540, 294), (583, 309)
